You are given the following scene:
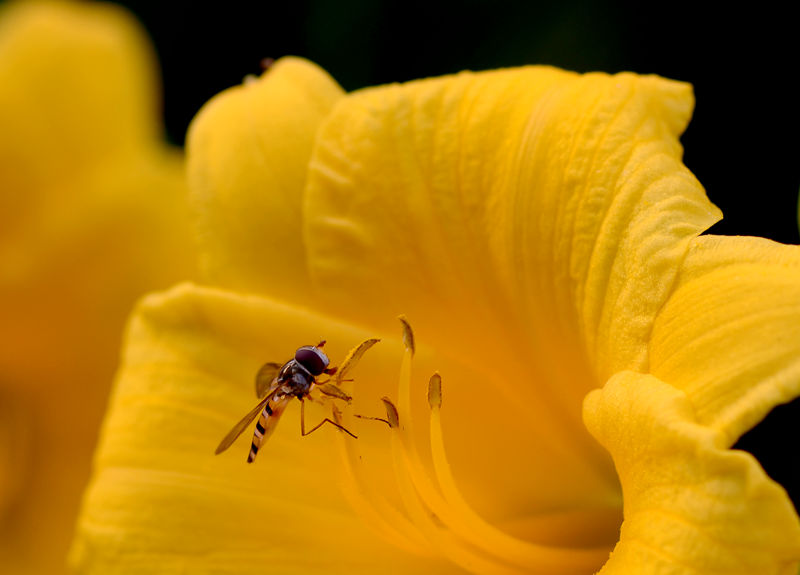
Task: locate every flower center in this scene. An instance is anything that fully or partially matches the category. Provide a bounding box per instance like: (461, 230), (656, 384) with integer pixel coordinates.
(335, 318), (617, 574)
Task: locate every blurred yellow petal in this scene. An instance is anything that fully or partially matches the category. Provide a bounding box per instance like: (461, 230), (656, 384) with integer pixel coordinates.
(0, 0), (158, 224)
(584, 371), (800, 574)
(187, 56), (344, 297)
(651, 235), (800, 446)
(0, 152), (191, 390)
(0, 1), (194, 573)
(71, 284), (451, 575)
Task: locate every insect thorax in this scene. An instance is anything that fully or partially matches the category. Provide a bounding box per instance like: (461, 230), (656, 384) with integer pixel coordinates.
(278, 360), (315, 397)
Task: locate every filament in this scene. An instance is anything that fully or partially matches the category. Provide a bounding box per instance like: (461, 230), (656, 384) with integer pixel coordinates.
(338, 317), (610, 574)
(427, 377), (608, 572)
(335, 432), (432, 555)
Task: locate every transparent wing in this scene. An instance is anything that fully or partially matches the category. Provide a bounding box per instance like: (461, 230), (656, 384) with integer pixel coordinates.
(255, 361), (282, 399)
(335, 338), (380, 385)
(215, 392), (274, 455)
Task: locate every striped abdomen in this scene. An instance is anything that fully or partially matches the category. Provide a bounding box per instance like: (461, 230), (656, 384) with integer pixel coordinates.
(247, 396), (289, 463)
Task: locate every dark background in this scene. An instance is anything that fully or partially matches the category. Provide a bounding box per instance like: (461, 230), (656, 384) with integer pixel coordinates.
(100, 0), (800, 506)
(120, 0), (799, 243)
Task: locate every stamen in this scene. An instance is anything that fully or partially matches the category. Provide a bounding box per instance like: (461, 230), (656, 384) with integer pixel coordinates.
(426, 375), (608, 572)
(427, 372), (442, 409)
(398, 315), (415, 357)
(332, 401), (431, 555)
(388, 425), (532, 575)
(389, 328), (532, 573)
(393, 324), (454, 519)
(336, 317), (609, 573)
(393, 319), (608, 573)
(381, 397), (399, 429)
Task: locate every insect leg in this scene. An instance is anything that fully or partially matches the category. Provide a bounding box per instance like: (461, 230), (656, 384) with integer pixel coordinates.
(353, 413), (391, 427)
(299, 397), (358, 439)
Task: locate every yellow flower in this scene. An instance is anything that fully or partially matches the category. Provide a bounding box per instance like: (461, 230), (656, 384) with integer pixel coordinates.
(0, 1), (193, 573)
(71, 57), (800, 574)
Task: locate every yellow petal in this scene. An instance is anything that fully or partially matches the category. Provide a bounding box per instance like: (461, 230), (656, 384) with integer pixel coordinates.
(584, 371), (800, 574)
(0, 0), (159, 225)
(305, 67), (721, 396)
(183, 65), (730, 558)
(0, 0), (195, 389)
(298, 69), (720, 531)
(70, 284), (451, 574)
(186, 57), (344, 296)
(650, 234), (800, 446)
(0, 150), (192, 387)
(0, 2), (194, 573)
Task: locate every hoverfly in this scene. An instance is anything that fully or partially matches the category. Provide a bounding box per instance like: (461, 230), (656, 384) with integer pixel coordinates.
(215, 338), (379, 463)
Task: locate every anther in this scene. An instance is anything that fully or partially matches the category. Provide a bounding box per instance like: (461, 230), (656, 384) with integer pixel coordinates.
(397, 315), (415, 356)
(381, 397), (400, 429)
(427, 373), (442, 409)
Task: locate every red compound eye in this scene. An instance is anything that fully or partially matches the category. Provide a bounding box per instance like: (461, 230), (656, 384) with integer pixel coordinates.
(294, 346), (329, 375)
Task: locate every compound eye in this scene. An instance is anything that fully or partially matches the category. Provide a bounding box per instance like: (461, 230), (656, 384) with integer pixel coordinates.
(295, 346), (329, 375)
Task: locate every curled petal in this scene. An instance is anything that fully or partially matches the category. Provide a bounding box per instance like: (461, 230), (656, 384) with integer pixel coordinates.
(651, 235), (800, 446)
(584, 371), (800, 574)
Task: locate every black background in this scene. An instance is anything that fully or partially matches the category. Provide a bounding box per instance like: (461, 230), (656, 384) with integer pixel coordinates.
(80, 0), (800, 506)
(120, 0), (799, 243)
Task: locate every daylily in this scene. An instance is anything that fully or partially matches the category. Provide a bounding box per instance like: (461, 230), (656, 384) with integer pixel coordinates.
(0, 1), (193, 573)
(71, 57), (800, 574)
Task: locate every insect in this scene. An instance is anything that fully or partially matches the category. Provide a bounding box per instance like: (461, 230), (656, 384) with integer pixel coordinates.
(215, 338), (379, 463)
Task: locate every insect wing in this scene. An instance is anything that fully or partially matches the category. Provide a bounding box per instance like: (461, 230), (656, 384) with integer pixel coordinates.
(215, 394), (273, 455)
(255, 361), (282, 399)
(335, 338), (380, 385)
